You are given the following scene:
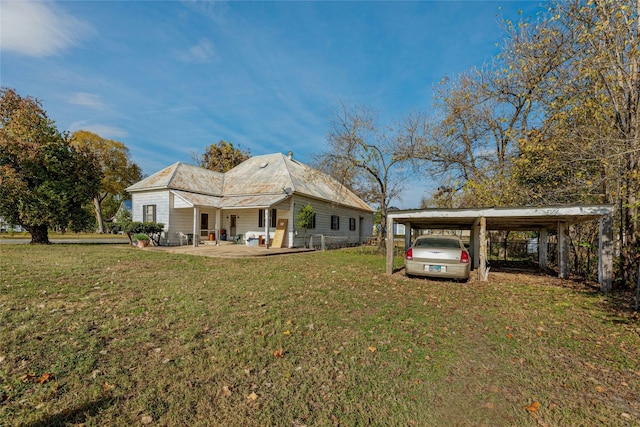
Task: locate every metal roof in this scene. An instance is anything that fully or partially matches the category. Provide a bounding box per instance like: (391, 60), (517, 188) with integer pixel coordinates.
(171, 190), (290, 209)
(171, 190), (222, 208)
(127, 162), (224, 195)
(388, 205), (615, 231)
(128, 153), (373, 212)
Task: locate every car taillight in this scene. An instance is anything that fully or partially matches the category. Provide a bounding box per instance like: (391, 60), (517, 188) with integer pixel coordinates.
(406, 248), (413, 260)
(460, 250), (469, 264)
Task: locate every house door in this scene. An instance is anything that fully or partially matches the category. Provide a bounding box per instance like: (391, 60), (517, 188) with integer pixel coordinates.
(230, 215), (237, 236)
(200, 213), (209, 237)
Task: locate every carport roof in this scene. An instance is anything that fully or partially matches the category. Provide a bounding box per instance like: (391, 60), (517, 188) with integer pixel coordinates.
(388, 205), (614, 231)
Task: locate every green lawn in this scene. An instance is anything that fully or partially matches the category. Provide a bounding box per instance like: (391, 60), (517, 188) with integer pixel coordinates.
(1, 244), (638, 426)
(0, 232), (129, 240)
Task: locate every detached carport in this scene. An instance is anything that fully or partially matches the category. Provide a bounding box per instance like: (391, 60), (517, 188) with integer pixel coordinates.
(386, 205), (615, 292)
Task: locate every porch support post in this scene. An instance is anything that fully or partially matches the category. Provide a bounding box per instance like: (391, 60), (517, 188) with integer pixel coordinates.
(404, 222), (412, 253)
(215, 209), (221, 247)
(264, 208), (270, 249)
(599, 214), (613, 292)
(192, 207), (199, 247)
(288, 197), (295, 248)
(478, 217), (487, 281)
(386, 216), (394, 274)
(539, 229), (549, 269)
(558, 221), (570, 279)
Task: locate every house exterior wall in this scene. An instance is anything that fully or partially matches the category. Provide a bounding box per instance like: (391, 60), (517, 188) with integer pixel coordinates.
(131, 192), (373, 248)
(227, 206), (292, 247)
(131, 190), (170, 226)
(291, 195), (373, 248)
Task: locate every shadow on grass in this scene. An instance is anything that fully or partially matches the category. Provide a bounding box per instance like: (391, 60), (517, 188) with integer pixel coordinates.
(22, 397), (118, 427)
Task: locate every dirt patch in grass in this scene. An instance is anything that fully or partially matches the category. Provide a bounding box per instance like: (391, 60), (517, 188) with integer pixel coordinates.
(1, 245), (638, 426)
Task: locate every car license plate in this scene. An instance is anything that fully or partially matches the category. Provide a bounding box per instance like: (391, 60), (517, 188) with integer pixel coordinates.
(427, 265), (446, 273)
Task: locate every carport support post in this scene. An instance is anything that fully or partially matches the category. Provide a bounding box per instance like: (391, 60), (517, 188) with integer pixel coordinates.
(386, 216), (394, 274)
(404, 222), (412, 252)
(558, 221), (570, 279)
(192, 207), (199, 247)
(538, 229), (549, 269)
(598, 214), (613, 292)
(471, 218), (480, 270)
(478, 217), (487, 281)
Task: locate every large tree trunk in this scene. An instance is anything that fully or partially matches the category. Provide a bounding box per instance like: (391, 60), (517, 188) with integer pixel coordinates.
(93, 196), (105, 233)
(377, 202), (387, 253)
(28, 224), (50, 244)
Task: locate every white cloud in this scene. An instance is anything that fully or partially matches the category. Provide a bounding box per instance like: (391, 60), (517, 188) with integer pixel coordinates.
(175, 39), (215, 63)
(0, 1), (91, 57)
(69, 121), (129, 139)
(69, 92), (105, 109)
(180, 0), (229, 24)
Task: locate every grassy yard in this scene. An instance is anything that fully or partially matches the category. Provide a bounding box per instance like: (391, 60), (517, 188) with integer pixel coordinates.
(0, 232), (129, 241)
(0, 244), (638, 426)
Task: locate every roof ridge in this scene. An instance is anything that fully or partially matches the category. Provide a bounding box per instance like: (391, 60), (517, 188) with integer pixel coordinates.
(167, 162), (183, 187)
(280, 152), (298, 193)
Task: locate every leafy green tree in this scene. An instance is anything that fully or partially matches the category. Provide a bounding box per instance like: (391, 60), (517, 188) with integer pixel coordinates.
(0, 88), (101, 243)
(193, 140), (250, 172)
(296, 204), (315, 248)
(70, 130), (142, 233)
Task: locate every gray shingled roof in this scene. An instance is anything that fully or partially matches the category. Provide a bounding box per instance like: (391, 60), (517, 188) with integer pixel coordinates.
(127, 153), (373, 212)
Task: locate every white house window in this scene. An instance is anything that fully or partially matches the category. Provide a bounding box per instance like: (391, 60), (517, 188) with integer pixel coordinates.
(331, 215), (340, 230)
(143, 205), (156, 222)
(349, 217), (356, 231)
(259, 209), (277, 228)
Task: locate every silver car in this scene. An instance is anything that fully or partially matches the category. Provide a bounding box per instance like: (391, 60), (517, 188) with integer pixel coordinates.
(405, 235), (470, 281)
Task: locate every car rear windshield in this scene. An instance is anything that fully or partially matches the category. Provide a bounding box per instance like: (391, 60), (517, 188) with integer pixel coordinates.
(415, 238), (461, 249)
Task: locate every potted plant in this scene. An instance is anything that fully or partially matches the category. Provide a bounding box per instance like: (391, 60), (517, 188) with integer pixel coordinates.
(135, 233), (150, 248)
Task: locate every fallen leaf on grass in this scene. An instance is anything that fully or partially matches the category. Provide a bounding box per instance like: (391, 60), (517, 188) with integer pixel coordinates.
(247, 392), (259, 401)
(21, 373), (36, 383)
(507, 333), (514, 339)
(102, 382), (115, 392)
(525, 401), (540, 412)
(368, 346), (377, 353)
(141, 415), (153, 425)
(595, 385), (606, 393)
(283, 330), (291, 336)
(222, 386), (232, 397)
(273, 349), (284, 358)
(38, 373), (51, 384)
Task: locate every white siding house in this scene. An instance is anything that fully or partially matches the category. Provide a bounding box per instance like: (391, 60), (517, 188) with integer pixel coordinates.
(127, 152), (374, 248)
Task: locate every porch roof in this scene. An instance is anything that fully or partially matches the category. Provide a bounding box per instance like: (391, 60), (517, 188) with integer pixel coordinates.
(172, 190), (221, 208)
(171, 190), (290, 209)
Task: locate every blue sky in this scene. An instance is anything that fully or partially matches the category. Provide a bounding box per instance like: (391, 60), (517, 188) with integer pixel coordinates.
(1, 0), (544, 208)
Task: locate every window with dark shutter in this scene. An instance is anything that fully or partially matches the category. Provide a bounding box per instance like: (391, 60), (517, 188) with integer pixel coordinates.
(331, 215), (339, 230)
(143, 205), (156, 222)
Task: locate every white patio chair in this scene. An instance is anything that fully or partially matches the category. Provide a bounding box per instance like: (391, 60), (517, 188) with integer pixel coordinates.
(177, 232), (189, 246)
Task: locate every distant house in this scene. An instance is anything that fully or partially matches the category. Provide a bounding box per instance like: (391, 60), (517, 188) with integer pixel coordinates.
(126, 152), (374, 247)
(0, 217), (24, 233)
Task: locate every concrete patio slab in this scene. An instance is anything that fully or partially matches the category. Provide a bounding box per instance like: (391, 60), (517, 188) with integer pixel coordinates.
(145, 241), (315, 258)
